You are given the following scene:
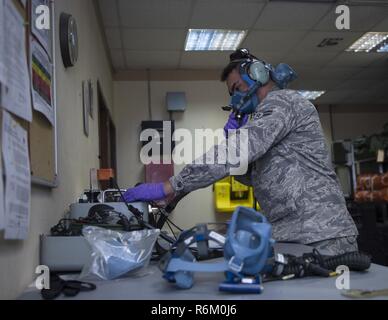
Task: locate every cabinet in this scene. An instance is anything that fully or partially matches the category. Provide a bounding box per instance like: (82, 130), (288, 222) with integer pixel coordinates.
(348, 201), (388, 266)
(332, 140), (388, 198)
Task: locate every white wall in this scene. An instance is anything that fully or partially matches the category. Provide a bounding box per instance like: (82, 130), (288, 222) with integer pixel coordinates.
(114, 80), (388, 231)
(318, 105), (388, 142)
(114, 80), (232, 230)
(0, 0), (113, 299)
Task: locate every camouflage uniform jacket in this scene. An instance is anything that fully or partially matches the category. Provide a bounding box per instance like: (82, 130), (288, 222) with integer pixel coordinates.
(169, 88), (359, 244)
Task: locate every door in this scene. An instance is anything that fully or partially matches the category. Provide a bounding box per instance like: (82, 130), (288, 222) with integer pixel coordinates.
(98, 82), (117, 189)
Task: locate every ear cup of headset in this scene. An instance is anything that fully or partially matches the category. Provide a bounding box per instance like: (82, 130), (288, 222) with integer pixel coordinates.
(247, 61), (270, 85)
(230, 48), (270, 86)
(240, 60), (270, 87)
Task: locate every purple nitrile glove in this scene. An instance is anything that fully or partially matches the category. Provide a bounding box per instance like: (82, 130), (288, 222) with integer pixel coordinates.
(123, 183), (166, 203)
(224, 113), (249, 137)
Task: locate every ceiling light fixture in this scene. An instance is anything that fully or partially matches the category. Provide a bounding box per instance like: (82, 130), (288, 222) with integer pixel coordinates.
(185, 29), (247, 51)
(346, 32), (388, 53)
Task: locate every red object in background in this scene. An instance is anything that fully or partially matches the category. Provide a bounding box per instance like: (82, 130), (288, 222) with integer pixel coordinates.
(355, 190), (380, 203)
(145, 163), (174, 183)
(357, 173), (388, 191)
(379, 188), (388, 202)
(98, 168), (115, 181)
(355, 188), (388, 203)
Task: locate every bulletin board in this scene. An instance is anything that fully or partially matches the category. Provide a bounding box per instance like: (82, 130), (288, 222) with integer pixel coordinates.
(6, 0), (57, 188)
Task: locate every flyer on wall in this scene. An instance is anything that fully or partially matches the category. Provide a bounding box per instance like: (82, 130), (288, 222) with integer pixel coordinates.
(30, 37), (54, 126)
(2, 110), (31, 240)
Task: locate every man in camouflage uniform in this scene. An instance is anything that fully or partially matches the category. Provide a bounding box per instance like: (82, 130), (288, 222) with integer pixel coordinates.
(124, 53), (359, 256)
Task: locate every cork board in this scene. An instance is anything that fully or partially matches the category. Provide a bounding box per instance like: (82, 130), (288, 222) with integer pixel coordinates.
(29, 110), (56, 185)
(3, 0), (57, 187)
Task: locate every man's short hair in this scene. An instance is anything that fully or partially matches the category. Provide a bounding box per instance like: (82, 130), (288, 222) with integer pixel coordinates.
(220, 60), (241, 82)
(221, 49), (255, 82)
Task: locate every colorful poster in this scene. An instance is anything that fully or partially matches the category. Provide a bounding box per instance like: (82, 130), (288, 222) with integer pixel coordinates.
(30, 38), (54, 125)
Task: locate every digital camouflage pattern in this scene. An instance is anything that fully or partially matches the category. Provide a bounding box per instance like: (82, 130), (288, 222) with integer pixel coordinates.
(309, 236), (359, 255)
(170, 88), (359, 245)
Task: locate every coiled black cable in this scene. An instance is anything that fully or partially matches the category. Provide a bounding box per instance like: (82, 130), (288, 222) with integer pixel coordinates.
(281, 251), (371, 278)
(323, 251), (371, 272)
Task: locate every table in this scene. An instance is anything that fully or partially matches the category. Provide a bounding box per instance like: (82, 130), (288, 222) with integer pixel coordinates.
(18, 243), (388, 300)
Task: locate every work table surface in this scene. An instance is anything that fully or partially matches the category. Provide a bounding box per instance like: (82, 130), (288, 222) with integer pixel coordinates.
(18, 243), (388, 300)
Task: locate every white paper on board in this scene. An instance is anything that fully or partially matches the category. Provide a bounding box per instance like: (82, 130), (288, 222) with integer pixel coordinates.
(0, 162), (4, 232)
(1, 1), (32, 122)
(31, 0), (52, 58)
(0, 0), (7, 85)
(2, 110), (31, 240)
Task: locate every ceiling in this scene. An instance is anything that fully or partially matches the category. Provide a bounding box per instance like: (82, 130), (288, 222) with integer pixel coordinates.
(96, 0), (388, 104)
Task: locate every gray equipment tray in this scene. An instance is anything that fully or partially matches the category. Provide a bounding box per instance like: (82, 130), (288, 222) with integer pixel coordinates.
(40, 201), (149, 272)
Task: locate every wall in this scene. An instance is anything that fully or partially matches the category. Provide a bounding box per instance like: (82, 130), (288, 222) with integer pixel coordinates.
(0, 0), (113, 299)
(114, 80), (230, 230)
(318, 105), (388, 143)
(114, 79), (388, 231)
(319, 105), (388, 195)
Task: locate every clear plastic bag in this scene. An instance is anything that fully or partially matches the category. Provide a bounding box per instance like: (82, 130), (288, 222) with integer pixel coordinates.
(79, 226), (160, 280)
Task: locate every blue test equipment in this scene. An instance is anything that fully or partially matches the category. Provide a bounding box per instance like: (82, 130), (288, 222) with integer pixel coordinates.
(159, 206), (280, 294)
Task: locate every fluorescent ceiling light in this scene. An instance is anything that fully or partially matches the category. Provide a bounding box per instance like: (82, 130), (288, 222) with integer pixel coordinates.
(298, 91), (325, 100)
(346, 32), (388, 53)
(185, 29), (246, 51)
